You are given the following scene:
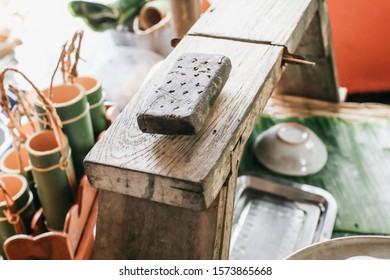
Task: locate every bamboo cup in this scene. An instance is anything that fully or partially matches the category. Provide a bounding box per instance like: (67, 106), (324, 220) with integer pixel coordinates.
(25, 130), (75, 231)
(170, 0), (201, 38)
(139, 0), (170, 29)
(0, 67), (78, 233)
(0, 174), (36, 258)
(34, 84), (94, 181)
(0, 145), (40, 208)
(73, 76), (109, 138)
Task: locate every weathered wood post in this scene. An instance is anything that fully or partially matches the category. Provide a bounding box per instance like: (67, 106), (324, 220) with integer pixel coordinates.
(84, 0), (339, 259)
(276, 0), (340, 101)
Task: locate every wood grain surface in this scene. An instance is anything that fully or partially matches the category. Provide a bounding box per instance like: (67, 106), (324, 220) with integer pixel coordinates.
(94, 189), (221, 259)
(277, 0), (340, 101)
(189, 0), (318, 52)
(190, 0), (339, 102)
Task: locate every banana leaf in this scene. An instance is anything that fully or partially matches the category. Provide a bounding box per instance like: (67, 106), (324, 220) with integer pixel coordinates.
(240, 115), (390, 236)
(68, 0), (148, 32)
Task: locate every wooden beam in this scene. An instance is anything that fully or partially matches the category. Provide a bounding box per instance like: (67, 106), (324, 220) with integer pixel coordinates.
(84, 36), (283, 211)
(93, 133), (242, 260)
(277, 0), (340, 101)
(94, 189), (222, 259)
(219, 141), (241, 259)
(190, 0), (340, 102)
(189, 0), (318, 52)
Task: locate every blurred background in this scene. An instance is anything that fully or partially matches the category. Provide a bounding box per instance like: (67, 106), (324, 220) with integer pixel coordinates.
(0, 0), (165, 107)
(328, 0), (390, 102)
(1, 0), (390, 105)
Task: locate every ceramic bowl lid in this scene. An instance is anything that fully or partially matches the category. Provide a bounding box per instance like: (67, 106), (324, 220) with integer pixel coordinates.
(253, 123), (328, 176)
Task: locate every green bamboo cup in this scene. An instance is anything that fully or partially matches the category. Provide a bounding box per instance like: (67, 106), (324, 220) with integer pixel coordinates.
(25, 130), (76, 231)
(0, 174), (37, 258)
(34, 84), (95, 181)
(74, 76), (109, 138)
(0, 145), (41, 208)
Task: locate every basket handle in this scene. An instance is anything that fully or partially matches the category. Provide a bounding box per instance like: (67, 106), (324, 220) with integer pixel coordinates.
(0, 76), (28, 142)
(0, 68), (77, 198)
(9, 84), (38, 135)
(8, 85), (39, 176)
(49, 30), (84, 100)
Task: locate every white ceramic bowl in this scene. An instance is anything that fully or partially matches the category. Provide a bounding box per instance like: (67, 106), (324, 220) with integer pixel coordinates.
(253, 123), (327, 176)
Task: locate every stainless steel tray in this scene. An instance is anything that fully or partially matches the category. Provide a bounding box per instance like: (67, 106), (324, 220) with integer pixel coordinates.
(229, 174), (337, 260)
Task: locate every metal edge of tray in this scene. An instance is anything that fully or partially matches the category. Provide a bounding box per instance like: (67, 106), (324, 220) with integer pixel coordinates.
(234, 172), (338, 244)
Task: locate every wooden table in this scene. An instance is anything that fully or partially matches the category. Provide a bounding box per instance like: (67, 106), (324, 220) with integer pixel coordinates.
(85, 0), (339, 259)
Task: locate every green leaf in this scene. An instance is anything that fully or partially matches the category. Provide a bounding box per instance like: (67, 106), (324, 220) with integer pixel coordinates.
(68, 0), (150, 32)
(115, 0), (149, 12)
(68, 1), (120, 32)
(117, 1), (146, 31)
(240, 115), (390, 235)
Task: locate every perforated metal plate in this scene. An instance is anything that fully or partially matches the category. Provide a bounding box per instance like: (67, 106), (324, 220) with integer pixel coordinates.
(230, 174), (337, 260)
